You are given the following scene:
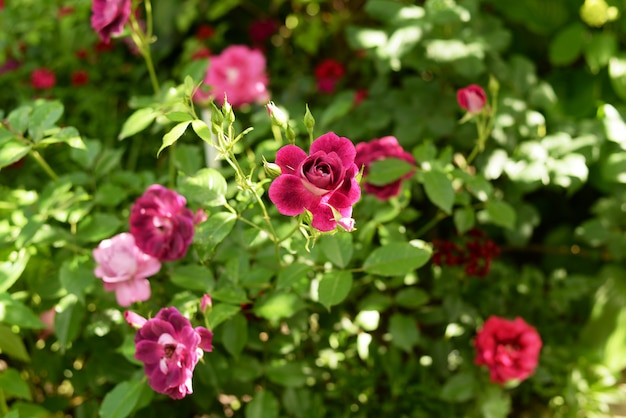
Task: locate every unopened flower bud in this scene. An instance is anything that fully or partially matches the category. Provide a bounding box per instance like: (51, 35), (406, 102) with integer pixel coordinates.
(222, 95), (235, 125)
(124, 310), (147, 329)
(200, 294), (213, 314)
(457, 85), (487, 114)
(263, 159), (282, 178)
(580, 0), (619, 27)
(304, 104), (315, 131)
(266, 102), (289, 130)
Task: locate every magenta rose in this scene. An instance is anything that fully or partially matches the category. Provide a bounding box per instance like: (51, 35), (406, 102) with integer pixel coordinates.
(457, 84), (487, 114)
(268, 132), (361, 232)
(195, 45), (270, 107)
(355, 136), (416, 200)
(129, 185), (195, 262)
(90, 0), (131, 43)
(93, 233), (161, 306)
(125, 307), (213, 399)
(474, 316), (542, 385)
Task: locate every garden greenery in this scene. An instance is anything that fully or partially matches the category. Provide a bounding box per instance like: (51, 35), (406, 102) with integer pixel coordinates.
(2, 0), (626, 417)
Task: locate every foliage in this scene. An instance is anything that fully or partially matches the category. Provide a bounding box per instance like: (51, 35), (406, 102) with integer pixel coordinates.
(2, 0), (626, 417)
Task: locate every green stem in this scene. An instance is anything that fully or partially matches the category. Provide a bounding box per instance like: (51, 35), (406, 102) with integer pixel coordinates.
(168, 142), (177, 188)
(414, 212), (448, 238)
(0, 388), (8, 417)
(30, 150), (59, 181)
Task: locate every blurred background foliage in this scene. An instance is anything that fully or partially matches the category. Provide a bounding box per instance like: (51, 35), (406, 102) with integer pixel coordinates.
(3, 0), (626, 417)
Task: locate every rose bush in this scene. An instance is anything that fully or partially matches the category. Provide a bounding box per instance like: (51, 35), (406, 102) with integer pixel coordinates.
(2, 0), (626, 417)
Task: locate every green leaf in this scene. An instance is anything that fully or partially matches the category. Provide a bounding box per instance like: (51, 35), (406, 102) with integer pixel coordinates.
(395, 287), (429, 308)
(254, 292), (302, 322)
(0, 293), (44, 329)
(191, 119), (214, 144)
(320, 91), (356, 127)
(59, 258), (96, 302)
(318, 271), (353, 309)
(0, 248), (31, 293)
(77, 213), (123, 243)
(440, 371), (477, 402)
(245, 389), (279, 418)
(28, 100), (64, 141)
(6, 105), (32, 134)
(0, 324), (30, 362)
(479, 385), (511, 418)
(453, 207), (475, 234)
(118, 108), (157, 140)
(0, 368), (32, 400)
(55, 294), (85, 353)
(363, 241), (432, 276)
(207, 303), (241, 329)
(39, 126), (85, 149)
(0, 139), (31, 169)
(609, 54), (626, 101)
(171, 264), (214, 292)
(318, 233), (353, 268)
(366, 158), (414, 186)
(193, 212), (237, 258)
(157, 121), (190, 157)
(178, 168), (227, 206)
(221, 313), (247, 358)
(99, 379), (146, 418)
(165, 112), (194, 122)
(276, 262), (312, 291)
(266, 362), (308, 387)
(389, 313), (420, 352)
(548, 23), (588, 66)
(484, 200), (516, 230)
(422, 169), (454, 213)
(584, 32), (617, 74)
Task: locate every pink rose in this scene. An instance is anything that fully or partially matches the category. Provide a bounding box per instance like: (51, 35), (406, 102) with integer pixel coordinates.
(195, 45), (270, 107)
(314, 59), (345, 94)
(38, 308), (56, 340)
(125, 307), (213, 399)
(93, 233), (161, 306)
(249, 18), (278, 45)
(474, 316), (542, 385)
(457, 84), (487, 114)
(268, 132), (361, 232)
(355, 136), (416, 200)
(129, 185), (196, 262)
(31, 68), (56, 90)
(90, 0), (132, 44)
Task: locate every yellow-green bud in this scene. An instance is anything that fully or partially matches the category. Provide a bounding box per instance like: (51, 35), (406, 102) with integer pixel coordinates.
(263, 159), (282, 178)
(304, 104), (315, 131)
(580, 0), (619, 27)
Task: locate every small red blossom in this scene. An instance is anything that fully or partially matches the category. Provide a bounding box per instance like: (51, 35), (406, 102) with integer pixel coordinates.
(75, 49), (89, 60)
(71, 69), (89, 86)
(353, 89), (368, 106)
(95, 40), (115, 54)
(191, 46), (211, 61)
(314, 59), (345, 94)
(249, 18), (279, 45)
(457, 84), (487, 114)
(31, 68), (56, 90)
(474, 316), (542, 385)
(195, 24), (215, 41)
(58, 5), (74, 17)
(432, 229), (500, 277)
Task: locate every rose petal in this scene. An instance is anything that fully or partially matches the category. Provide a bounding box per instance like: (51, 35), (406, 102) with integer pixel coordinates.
(268, 175), (315, 216)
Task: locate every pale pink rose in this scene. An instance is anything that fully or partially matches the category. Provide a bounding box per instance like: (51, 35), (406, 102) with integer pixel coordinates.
(195, 45), (270, 107)
(93, 233), (161, 306)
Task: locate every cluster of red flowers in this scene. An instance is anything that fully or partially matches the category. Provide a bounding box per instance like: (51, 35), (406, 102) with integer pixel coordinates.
(432, 229), (500, 277)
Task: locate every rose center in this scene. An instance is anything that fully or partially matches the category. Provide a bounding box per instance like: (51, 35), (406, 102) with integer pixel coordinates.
(164, 344), (176, 358)
(315, 164), (331, 176)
